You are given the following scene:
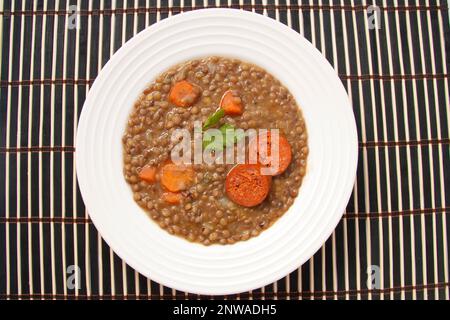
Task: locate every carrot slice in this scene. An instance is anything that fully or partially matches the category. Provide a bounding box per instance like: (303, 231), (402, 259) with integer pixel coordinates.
(160, 163), (195, 192)
(225, 164), (271, 207)
(248, 131), (292, 175)
(168, 80), (201, 107)
(162, 192), (182, 204)
(220, 90), (243, 116)
(138, 165), (157, 183)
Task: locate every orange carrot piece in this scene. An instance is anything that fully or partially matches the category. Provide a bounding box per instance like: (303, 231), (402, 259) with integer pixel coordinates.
(162, 192), (182, 204)
(168, 80), (201, 107)
(160, 163), (195, 192)
(138, 165), (157, 183)
(220, 90), (243, 116)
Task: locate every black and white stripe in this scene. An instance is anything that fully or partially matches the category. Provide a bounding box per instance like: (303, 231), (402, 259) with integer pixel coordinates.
(0, 0), (449, 300)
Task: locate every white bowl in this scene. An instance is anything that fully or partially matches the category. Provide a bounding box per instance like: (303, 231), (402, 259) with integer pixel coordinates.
(76, 8), (358, 295)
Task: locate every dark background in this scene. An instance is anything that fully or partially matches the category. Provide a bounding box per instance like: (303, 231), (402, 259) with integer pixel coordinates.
(0, 0), (449, 300)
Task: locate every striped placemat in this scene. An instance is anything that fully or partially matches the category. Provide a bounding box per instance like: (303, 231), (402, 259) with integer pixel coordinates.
(0, 0), (449, 300)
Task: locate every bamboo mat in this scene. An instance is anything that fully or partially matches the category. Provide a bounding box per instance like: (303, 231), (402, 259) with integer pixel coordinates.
(0, 0), (449, 300)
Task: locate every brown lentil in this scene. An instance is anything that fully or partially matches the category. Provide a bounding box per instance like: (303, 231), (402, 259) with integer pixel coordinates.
(123, 56), (308, 245)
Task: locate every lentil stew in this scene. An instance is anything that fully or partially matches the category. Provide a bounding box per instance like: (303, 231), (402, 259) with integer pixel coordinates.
(122, 56), (308, 245)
